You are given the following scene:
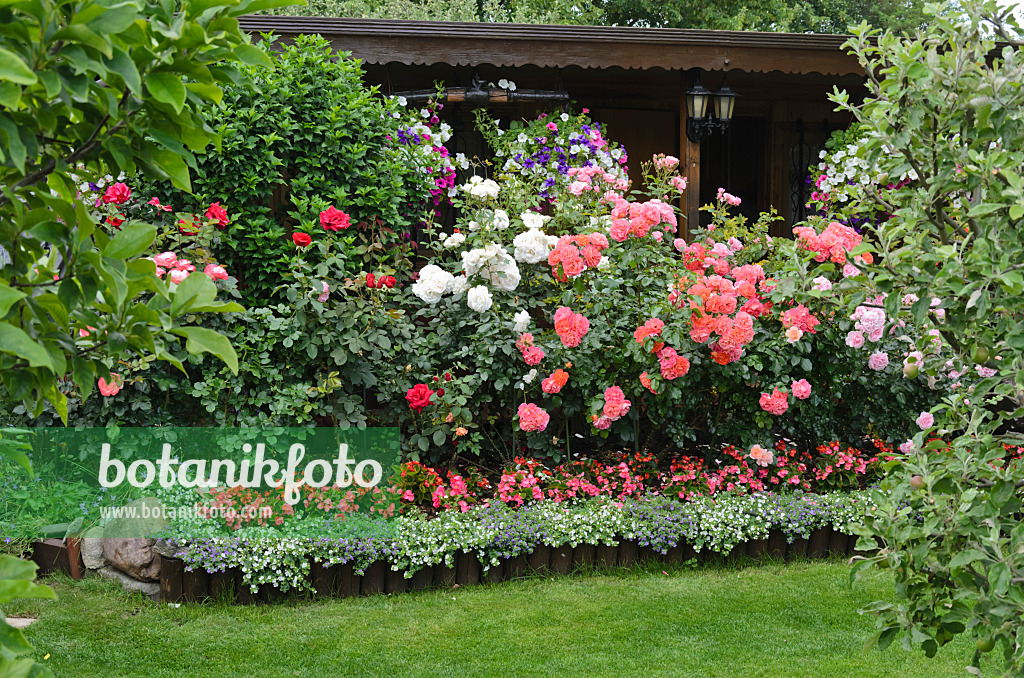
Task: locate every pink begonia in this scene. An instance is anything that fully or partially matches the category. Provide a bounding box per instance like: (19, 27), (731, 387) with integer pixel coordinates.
(748, 444), (774, 467)
(791, 379), (811, 400)
(845, 330), (865, 349)
(867, 352), (889, 371)
(517, 402), (550, 432)
(916, 411), (935, 429)
(811, 276), (832, 291)
(899, 440), (915, 455)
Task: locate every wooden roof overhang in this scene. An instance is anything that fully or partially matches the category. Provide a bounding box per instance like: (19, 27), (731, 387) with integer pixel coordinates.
(237, 16), (865, 77)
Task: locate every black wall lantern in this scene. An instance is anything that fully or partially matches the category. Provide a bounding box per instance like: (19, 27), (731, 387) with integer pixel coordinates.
(685, 69), (738, 144)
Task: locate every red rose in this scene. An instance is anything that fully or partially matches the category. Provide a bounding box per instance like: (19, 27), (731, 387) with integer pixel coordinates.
(102, 182), (131, 205)
(366, 273), (376, 288)
(406, 383), (435, 412)
(320, 206), (351, 232)
(205, 202), (230, 228)
(436, 388), (445, 397)
(444, 372), (452, 381)
(292, 232), (312, 247)
(105, 214), (125, 228)
(382, 276), (396, 288)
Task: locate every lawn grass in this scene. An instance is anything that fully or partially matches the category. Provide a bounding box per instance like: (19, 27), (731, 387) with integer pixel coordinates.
(9, 559), (988, 678)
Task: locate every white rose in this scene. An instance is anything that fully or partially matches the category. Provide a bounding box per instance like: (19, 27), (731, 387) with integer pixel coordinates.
(513, 228), (553, 264)
(444, 233), (466, 249)
(520, 211), (551, 230)
(411, 264), (454, 305)
(448, 275), (470, 298)
(467, 285), (493, 313)
(523, 369), (538, 384)
(493, 209), (510, 230)
(513, 310), (530, 333)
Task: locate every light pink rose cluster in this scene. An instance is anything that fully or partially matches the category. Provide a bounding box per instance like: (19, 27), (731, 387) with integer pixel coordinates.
(517, 402), (550, 432)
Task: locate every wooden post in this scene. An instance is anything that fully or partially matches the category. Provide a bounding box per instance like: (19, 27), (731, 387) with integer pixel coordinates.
(680, 85), (701, 235)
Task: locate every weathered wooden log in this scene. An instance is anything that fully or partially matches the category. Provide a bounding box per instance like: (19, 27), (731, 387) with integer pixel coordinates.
(159, 557), (184, 603)
(550, 544), (572, 575)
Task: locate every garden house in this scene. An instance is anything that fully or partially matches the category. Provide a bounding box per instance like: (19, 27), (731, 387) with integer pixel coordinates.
(238, 17), (866, 235)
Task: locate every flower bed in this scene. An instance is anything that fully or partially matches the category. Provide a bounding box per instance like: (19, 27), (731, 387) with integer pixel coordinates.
(156, 490), (874, 602)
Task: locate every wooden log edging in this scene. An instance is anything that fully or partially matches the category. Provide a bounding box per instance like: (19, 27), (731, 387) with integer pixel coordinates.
(155, 528), (861, 605)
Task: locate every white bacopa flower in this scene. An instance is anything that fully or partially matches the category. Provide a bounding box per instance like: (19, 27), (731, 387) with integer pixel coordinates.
(520, 211), (550, 230)
(444, 233), (466, 249)
(467, 285), (493, 312)
(411, 264), (454, 305)
(513, 310), (530, 333)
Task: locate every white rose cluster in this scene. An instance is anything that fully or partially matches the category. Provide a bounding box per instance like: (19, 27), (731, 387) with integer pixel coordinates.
(411, 264), (455, 305)
(463, 175), (500, 200)
(461, 244), (521, 292)
(467, 285), (493, 313)
(443, 233), (466, 249)
(513, 228), (556, 264)
(521, 211), (551, 231)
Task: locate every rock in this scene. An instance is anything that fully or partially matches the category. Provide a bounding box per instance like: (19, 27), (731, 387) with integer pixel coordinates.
(103, 539), (162, 581)
(101, 497), (168, 582)
(94, 566), (160, 602)
(81, 526), (107, 570)
(152, 539), (182, 559)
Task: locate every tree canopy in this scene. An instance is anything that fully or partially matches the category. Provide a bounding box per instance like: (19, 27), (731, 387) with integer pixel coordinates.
(266, 0), (930, 34)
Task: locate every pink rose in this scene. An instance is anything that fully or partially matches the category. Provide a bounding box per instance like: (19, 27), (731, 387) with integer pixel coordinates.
(169, 269), (189, 285)
(518, 402), (550, 432)
(98, 373), (123, 397)
(153, 252), (177, 268)
(320, 206), (351, 232)
(791, 379), (811, 400)
(867, 352), (889, 371)
(203, 264), (228, 281)
(845, 331), (865, 349)
(102, 182), (131, 205)
(916, 411), (934, 429)
(899, 440), (915, 454)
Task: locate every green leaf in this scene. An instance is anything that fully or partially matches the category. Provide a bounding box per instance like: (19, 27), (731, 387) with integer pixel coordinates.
(0, 324), (55, 371)
(432, 429), (446, 446)
(0, 621), (32, 656)
(948, 549), (987, 570)
(0, 282), (26, 318)
(84, 4), (138, 33)
(0, 115), (28, 171)
(0, 47), (37, 85)
(103, 46), (141, 94)
(175, 326), (238, 374)
(102, 222), (156, 259)
(148, 147), (191, 191)
(170, 272), (217, 316)
(146, 71), (186, 113)
(233, 44), (272, 68)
